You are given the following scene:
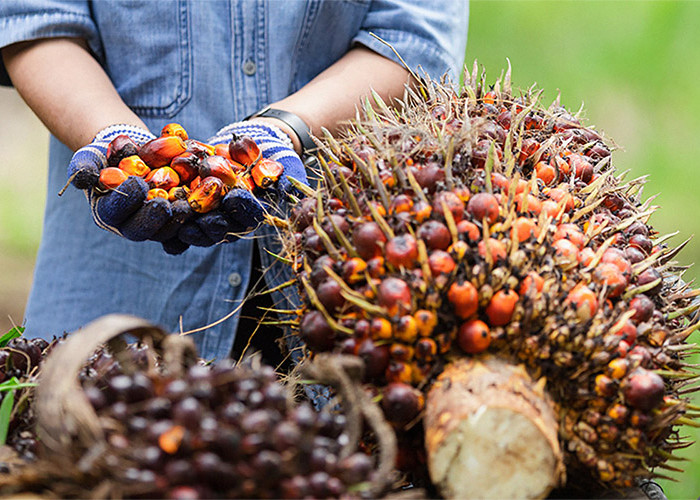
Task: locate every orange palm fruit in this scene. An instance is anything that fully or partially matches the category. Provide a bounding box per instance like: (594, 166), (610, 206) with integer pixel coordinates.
(168, 185), (190, 202)
(187, 176), (225, 213)
(98, 167), (128, 190)
(251, 158), (284, 189)
(214, 143), (232, 161)
(146, 188), (169, 201)
(485, 289), (519, 326)
(535, 160), (556, 185)
(565, 283), (598, 320)
(186, 139), (217, 157)
(229, 134), (261, 167)
(118, 155), (151, 177)
(160, 123), (188, 140)
(511, 217), (538, 243)
(457, 319), (491, 354)
(139, 136), (188, 168)
(447, 280), (478, 319)
(145, 167), (180, 190)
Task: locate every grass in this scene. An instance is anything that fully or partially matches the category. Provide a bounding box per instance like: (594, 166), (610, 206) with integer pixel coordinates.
(466, 1), (700, 497)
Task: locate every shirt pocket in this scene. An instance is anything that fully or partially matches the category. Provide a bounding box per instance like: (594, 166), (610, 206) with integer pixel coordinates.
(92, 0), (192, 118)
(289, 0), (370, 91)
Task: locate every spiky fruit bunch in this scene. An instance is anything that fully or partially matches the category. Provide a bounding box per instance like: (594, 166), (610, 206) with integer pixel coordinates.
(285, 66), (699, 489)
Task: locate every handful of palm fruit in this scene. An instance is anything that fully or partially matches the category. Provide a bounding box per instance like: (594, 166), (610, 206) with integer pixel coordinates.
(282, 64), (700, 493)
(100, 123), (283, 214)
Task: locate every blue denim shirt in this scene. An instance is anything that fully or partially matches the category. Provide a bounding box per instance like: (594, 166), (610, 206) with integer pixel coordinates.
(0, 0), (468, 361)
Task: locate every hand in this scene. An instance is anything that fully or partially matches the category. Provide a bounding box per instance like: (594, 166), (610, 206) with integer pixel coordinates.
(68, 124), (175, 243)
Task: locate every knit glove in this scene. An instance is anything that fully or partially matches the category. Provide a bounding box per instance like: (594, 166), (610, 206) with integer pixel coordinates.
(67, 124), (174, 242)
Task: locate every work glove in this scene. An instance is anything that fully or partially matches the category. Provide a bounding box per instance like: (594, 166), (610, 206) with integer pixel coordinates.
(67, 124), (175, 242)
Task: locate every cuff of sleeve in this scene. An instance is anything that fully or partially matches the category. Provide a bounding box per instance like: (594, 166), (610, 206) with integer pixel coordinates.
(353, 29), (461, 84)
(0, 11), (103, 86)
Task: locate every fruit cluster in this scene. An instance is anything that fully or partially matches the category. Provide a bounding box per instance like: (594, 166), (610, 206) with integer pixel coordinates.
(285, 68), (699, 488)
(97, 124), (283, 252)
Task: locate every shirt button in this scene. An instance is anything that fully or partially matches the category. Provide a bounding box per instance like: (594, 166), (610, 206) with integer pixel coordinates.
(242, 59), (256, 75)
(228, 272), (242, 287)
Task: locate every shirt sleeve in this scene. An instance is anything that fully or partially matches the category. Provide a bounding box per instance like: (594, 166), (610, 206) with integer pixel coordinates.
(353, 0), (469, 84)
(0, 0), (103, 86)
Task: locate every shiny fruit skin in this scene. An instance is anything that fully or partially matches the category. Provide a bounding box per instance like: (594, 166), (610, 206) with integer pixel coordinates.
(457, 319), (491, 354)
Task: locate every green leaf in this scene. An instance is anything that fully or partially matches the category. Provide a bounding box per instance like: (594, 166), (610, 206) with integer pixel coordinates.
(0, 390), (15, 446)
(0, 326), (24, 348)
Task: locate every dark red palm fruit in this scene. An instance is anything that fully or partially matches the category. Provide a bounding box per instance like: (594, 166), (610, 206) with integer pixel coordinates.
(377, 277), (412, 317)
(629, 295), (654, 323)
(229, 134), (261, 168)
(624, 245), (646, 264)
(623, 369), (665, 411)
(627, 345), (652, 369)
(381, 382), (425, 427)
(316, 278), (346, 313)
(358, 338), (390, 380)
(428, 250), (456, 275)
(352, 221), (387, 260)
(322, 215), (350, 243)
(467, 192), (499, 224)
(197, 155), (238, 187)
(636, 268), (662, 295)
(433, 191), (465, 222)
(385, 234), (419, 268)
(485, 289), (519, 326)
(628, 234), (653, 255)
(106, 134), (139, 168)
(337, 453), (373, 486)
(291, 197), (316, 231)
(412, 162), (445, 193)
(299, 311), (336, 352)
(457, 319), (491, 354)
(567, 153), (593, 183)
(518, 137), (540, 163)
(417, 220), (451, 250)
(309, 255), (335, 287)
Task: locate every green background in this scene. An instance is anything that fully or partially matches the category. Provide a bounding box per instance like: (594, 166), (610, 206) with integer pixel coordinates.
(0, 0), (698, 497)
(465, 1), (699, 498)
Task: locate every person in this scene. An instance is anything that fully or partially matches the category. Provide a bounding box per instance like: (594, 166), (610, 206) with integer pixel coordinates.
(0, 1), (469, 363)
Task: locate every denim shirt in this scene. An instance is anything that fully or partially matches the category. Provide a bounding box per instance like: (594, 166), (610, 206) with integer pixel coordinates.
(0, 0), (468, 361)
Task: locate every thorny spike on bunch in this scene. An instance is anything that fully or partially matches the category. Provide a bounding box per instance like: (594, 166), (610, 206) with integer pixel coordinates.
(282, 64), (700, 492)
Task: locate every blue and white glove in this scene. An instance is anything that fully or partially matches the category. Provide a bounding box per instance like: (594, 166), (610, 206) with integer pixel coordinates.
(67, 124), (173, 242)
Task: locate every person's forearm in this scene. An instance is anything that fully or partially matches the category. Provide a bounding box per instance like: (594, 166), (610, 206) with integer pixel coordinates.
(2, 38), (146, 151)
(251, 46), (412, 155)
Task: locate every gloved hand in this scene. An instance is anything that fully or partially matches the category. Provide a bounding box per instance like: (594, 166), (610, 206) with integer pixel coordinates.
(67, 124), (174, 242)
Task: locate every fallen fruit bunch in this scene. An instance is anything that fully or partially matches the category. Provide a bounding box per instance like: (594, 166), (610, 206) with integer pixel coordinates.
(92, 123), (283, 253)
(283, 65), (700, 493)
(0, 316), (394, 500)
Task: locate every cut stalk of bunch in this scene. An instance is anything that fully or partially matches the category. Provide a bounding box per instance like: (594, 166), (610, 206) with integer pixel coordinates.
(280, 63), (700, 497)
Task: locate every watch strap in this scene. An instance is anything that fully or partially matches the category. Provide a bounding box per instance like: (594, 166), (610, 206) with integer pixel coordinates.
(246, 106), (316, 156)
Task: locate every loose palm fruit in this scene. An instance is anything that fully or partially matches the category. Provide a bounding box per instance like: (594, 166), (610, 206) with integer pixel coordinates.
(106, 134), (139, 168)
(170, 152), (200, 184)
(139, 135), (188, 168)
(457, 319), (490, 354)
(187, 176), (225, 213)
(98, 167), (128, 190)
(198, 155), (238, 187)
(161, 122), (189, 140)
(229, 134), (261, 168)
(118, 155), (150, 177)
(146, 166), (180, 190)
(251, 158), (284, 189)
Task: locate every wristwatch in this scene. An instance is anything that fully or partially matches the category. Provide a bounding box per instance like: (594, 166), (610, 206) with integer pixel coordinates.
(245, 106), (316, 157)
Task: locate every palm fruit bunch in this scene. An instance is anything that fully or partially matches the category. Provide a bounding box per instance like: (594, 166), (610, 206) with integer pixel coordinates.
(0, 324), (384, 500)
(98, 123), (283, 252)
(283, 64), (700, 490)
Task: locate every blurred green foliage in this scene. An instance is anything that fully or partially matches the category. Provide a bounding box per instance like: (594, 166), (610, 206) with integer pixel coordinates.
(466, 1), (700, 497)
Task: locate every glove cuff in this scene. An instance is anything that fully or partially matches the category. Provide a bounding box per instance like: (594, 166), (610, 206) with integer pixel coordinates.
(94, 124), (156, 146)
